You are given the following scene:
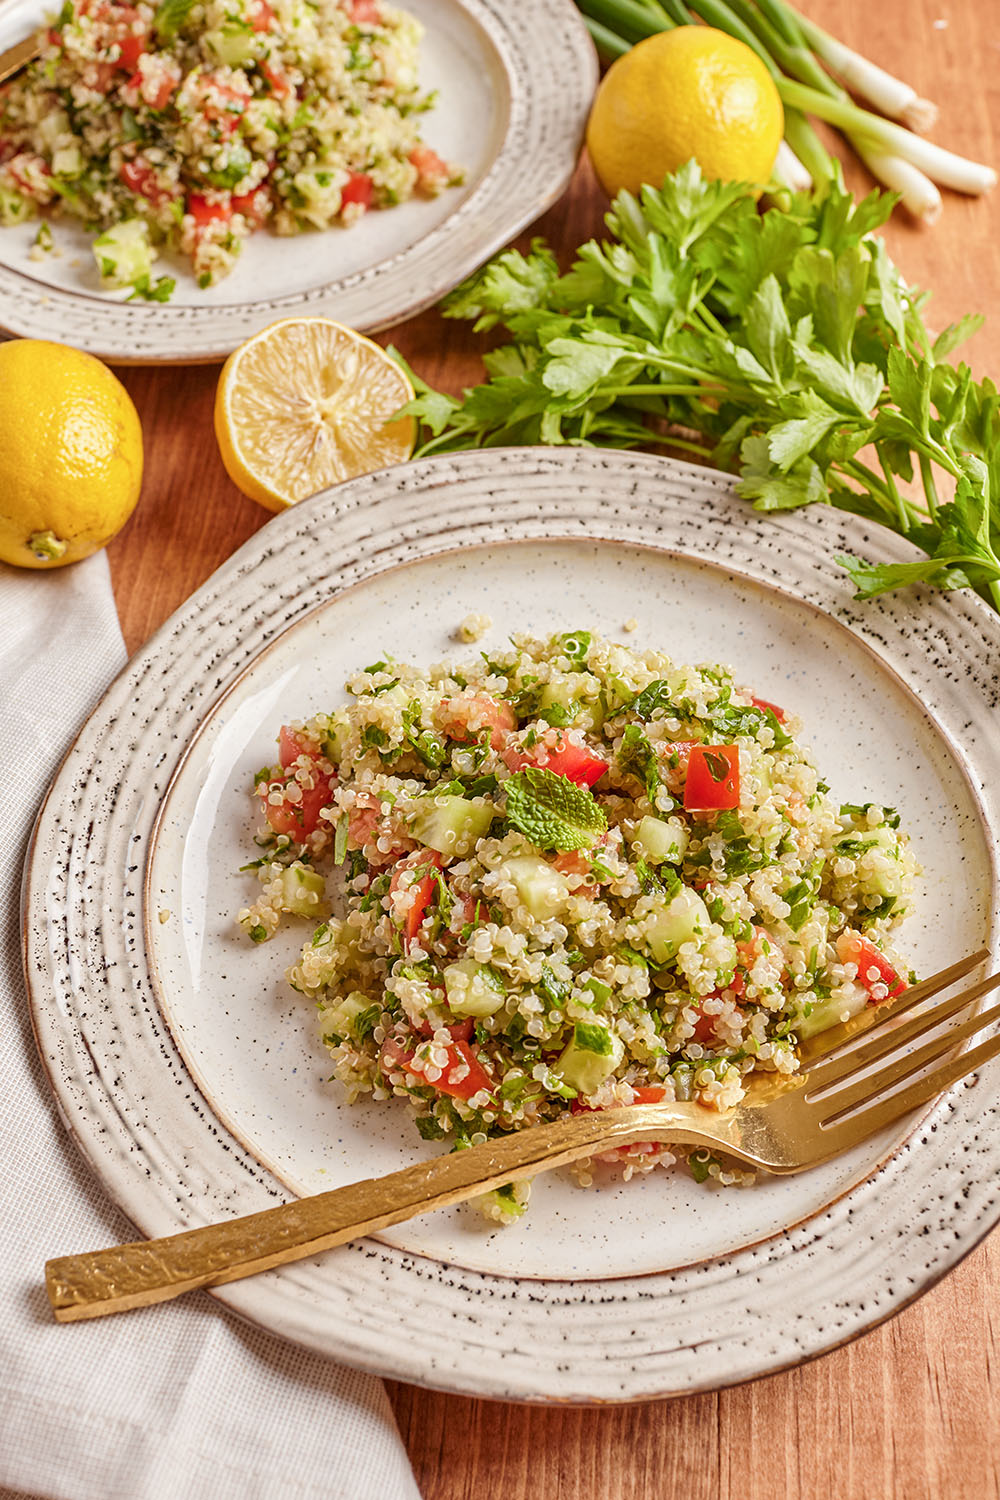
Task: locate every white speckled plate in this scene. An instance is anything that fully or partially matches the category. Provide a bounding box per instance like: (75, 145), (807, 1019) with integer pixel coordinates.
(24, 449), (1000, 1401)
(0, 0), (595, 362)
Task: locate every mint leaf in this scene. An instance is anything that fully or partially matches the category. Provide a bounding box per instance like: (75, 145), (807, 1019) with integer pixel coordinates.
(505, 767), (607, 852)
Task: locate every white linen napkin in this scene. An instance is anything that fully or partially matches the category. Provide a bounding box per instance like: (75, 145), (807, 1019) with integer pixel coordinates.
(0, 554), (421, 1500)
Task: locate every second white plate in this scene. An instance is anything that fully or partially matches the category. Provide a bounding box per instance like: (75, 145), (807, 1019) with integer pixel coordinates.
(0, 0), (596, 360)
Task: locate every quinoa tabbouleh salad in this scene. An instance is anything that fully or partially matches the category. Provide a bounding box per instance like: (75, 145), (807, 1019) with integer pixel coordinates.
(0, 0), (460, 292)
(238, 630), (917, 1221)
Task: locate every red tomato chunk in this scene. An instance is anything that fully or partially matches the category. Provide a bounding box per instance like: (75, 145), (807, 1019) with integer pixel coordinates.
(751, 696), (787, 723)
(683, 744), (740, 812)
(504, 728), (608, 787)
(390, 849), (442, 949)
(836, 933), (907, 999)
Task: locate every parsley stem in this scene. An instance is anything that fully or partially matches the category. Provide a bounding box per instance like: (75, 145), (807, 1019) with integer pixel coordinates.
(877, 446), (911, 534)
(602, 382), (725, 398)
(919, 451), (941, 521)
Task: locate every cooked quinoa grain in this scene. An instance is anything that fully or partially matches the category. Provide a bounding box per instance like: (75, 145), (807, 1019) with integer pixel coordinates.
(238, 629), (918, 1208)
(0, 0), (461, 290)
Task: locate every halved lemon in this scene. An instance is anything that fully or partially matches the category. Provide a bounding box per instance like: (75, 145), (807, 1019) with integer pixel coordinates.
(214, 317), (416, 513)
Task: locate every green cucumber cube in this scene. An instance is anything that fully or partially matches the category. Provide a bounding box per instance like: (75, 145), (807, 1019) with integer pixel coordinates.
(554, 1022), (624, 1094)
(499, 853), (571, 919)
(444, 958), (505, 1017)
(407, 794), (495, 857)
(633, 815), (688, 865)
(643, 887), (709, 964)
(278, 863), (326, 916)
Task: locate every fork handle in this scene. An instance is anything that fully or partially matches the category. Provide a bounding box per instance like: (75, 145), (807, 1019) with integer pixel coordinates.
(46, 1104), (720, 1320)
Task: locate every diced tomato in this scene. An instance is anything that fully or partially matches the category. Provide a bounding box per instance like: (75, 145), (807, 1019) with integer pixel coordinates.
(347, 0), (381, 22)
(249, 0), (276, 30)
(119, 158), (171, 206)
(191, 72), (251, 133)
(683, 744), (740, 812)
(504, 728), (608, 788)
(433, 1039), (492, 1101)
(277, 726), (313, 769)
(687, 1002), (718, 1045)
(140, 70), (178, 110)
(346, 791), (407, 867)
(258, 777), (332, 839)
(259, 58), (292, 96)
(409, 144), (449, 187)
(116, 30), (145, 69)
(836, 933), (907, 1000)
(439, 693), (516, 752)
(187, 191), (232, 226)
(446, 1017), (475, 1044)
(631, 1085), (667, 1105)
(340, 171), (372, 210)
(751, 697), (786, 724)
(379, 1033), (414, 1075)
(456, 894), (488, 928)
(257, 732), (335, 840)
(232, 186), (270, 225)
(84, 4), (148, 68)
(389, 849), (443, 949)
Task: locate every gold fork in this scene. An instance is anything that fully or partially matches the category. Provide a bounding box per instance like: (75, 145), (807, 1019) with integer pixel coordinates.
(0, 32), (40, 86)
(45, 948), (999, 1322)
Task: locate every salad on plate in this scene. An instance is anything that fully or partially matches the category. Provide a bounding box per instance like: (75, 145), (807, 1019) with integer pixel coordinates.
(238, 628), (917, 1219)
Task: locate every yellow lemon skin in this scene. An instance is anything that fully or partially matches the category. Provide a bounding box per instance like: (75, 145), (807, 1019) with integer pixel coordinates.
(586, 28), (784, 199)
(214, 316), (415, 515)
(0, 339), (143, 569)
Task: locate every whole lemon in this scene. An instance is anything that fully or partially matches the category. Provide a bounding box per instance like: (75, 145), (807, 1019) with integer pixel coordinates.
(586, 27), (784, 198)
(0, 339), (143, 569)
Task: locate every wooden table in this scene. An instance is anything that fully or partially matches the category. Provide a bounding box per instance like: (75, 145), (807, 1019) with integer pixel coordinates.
(105, 3), (1000, 1494)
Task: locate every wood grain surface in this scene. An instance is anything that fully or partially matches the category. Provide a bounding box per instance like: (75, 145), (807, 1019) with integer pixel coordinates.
(103, 2), (1000, 1495)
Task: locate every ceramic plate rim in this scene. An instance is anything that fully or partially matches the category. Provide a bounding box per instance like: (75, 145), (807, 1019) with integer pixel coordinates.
(23, 448), (1000, 1402)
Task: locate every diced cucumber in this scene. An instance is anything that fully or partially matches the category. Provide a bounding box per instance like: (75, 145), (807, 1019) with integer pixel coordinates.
(278, 863), (326, 916)
(836, 825), (904, 900)
(444, 958), (505, 1017)
(498, 853), (570, 919)
(0, 185), (32, 225)
(473, 1181), (530, 1222)
(632, 814), (688, 865)
(539, 676), (604, 730)
(318, 989), (377, 1042)
(407, 794), (495, 857)
(93, 219), (153, 289)
(205, 23), (257, 65)
(778, 906), (829, 968)
(322, 711), (351, 765)
(51, 143), (83, 178)
(793, 984), (868, 1040)
(554, 1022), (624, 1094)
(643, 887), (709, 965)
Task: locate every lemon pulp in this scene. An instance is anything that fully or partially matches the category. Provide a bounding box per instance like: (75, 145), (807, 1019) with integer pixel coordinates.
(214, 317), (416, 513)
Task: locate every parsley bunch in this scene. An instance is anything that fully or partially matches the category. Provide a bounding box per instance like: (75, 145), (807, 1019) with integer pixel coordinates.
(398, 164), (1000, 614)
